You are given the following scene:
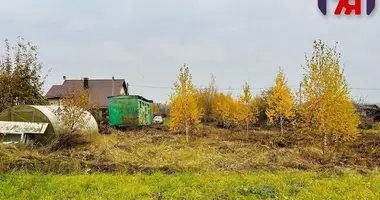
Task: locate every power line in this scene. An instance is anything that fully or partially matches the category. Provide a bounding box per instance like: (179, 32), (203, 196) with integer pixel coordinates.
(129, 84), (171, 89)
(350, 88), (380, 91)
(129, 84), (276, 91)
(129, 84), (380, 91)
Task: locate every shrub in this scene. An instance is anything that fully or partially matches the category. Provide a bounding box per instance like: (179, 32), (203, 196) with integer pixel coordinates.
(238, 184), (280, 199)
(373, 122), (380, 130)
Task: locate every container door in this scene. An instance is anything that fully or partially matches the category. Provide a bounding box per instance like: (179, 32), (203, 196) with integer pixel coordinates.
(109, 102), (121, 126)
(138, 101), (147, 126)
(143, 102), (148, 125)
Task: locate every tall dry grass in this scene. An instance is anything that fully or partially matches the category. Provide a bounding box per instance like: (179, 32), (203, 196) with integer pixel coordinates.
(1, 125), (379, 174)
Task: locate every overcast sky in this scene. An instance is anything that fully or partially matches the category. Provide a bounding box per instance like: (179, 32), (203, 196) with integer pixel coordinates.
(0, 0), (379, 103)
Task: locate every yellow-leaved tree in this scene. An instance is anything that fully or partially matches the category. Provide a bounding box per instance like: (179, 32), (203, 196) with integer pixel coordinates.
(52, 88), (99, 149)
(252, 88), (273, 127)
(55, 88), (95, 134)
(235, 82), (256, 138)
(301, 40), (360, 155)
(196, 74), (217, 122)
(266, 69), (295, 135)
(169, 64), (200, 142)
(152, 103), (159, 115)
(213, 91), (237, 129)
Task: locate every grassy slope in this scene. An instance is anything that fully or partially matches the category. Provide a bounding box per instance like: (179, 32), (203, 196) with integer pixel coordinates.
(1, 171), (380, 199)
(1, 126), (380, 199)
(1, 126), (380, 174)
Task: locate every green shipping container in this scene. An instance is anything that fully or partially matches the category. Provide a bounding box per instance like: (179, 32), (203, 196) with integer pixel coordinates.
(108, 95), (153, 127)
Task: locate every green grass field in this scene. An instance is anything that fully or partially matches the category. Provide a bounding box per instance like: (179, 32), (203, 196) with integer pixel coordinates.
(1, 171), (380, 199)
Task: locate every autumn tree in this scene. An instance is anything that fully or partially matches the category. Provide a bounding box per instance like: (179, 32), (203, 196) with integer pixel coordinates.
(235, 82), (256, 138)
(0, 37), (48, 112)
(266, 69), (295, 135)
(152, 103), (159, 116)
(196, 74), (217, 122)
(213, 91), (237, 129)
(301, 40), (360, 156)
(252, 88), (273, 127)
(54, 89), (98, 134)
(169, 64), (200, 142)
(159, 103), (170, 118)
(48, 88), (99, 149)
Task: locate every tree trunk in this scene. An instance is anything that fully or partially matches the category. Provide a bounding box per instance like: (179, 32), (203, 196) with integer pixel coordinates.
(321, 112), (327, 158)
(280, 115), (284, 136)
(332, 135), (343, 160)
(185, 119), (189, 143)
(246, 122), (249, 141)
(322, 130), (327, 156)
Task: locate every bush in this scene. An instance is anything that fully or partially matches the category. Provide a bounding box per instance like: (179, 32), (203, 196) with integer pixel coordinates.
(48, 133), (91, 151)
(373, 122), (380, 130)
(43, 131), (99, 152)
(238, 184), (280, 199)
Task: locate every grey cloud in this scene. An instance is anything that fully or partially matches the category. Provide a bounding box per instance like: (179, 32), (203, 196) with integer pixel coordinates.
(0, 0), (378, 103)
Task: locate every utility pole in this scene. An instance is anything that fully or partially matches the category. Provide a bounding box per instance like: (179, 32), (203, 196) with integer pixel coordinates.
(112, 76), (115, 96)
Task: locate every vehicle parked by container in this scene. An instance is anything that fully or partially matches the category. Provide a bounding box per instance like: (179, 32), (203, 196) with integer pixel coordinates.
(153, 116), (163, 124)
(108, 95), (153, 127)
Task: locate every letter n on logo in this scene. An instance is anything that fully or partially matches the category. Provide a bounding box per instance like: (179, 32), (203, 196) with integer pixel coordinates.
(318, 0), (376, 15)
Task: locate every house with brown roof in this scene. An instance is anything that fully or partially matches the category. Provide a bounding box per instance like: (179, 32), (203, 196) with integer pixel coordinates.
(45, 77), (128, 119)
(354, 103), (380, 128)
